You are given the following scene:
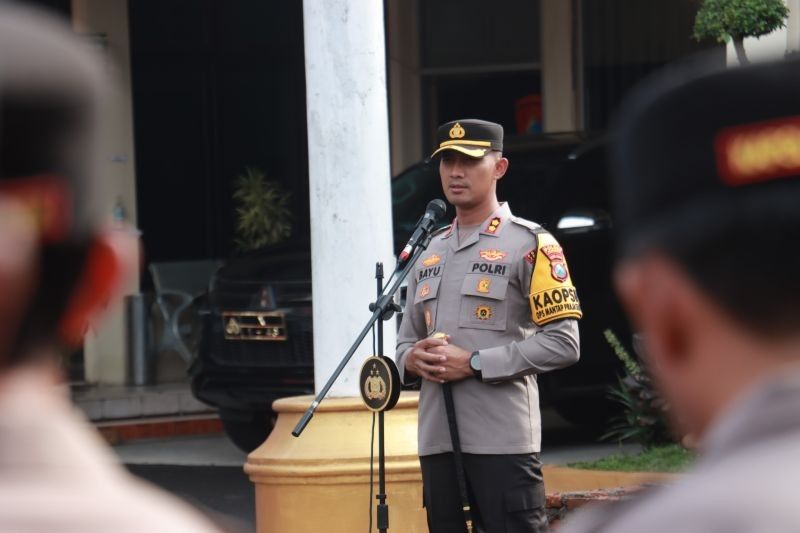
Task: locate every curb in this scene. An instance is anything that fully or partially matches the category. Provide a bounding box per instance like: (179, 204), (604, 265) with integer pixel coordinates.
(95, 414), (223, 445)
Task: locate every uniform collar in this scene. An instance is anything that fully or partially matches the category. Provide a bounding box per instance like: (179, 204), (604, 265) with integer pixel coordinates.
(444, 203), (513, 252)
(478, 202), (512, 237)
(441, 203), (513, 241)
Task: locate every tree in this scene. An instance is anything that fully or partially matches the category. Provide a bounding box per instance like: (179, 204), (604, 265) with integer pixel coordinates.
(694, 0), (789, 65)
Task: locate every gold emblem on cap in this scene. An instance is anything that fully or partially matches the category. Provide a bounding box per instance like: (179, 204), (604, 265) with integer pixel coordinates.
(449, 122), (466, 139)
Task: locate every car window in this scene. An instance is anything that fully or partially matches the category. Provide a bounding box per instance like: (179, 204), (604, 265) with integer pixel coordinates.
(391, 162), (452, 245)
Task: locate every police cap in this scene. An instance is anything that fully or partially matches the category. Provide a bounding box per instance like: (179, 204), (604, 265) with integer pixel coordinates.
(430, 119), (503, 159)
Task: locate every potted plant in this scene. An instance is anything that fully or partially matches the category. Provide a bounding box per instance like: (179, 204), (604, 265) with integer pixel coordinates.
(232, 166), (292, 252)
(694, 0), (789, 65)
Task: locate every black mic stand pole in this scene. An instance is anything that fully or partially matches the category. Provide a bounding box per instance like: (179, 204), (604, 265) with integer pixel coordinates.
(374, 262), (389, 533)
(292, 231), (434, 437)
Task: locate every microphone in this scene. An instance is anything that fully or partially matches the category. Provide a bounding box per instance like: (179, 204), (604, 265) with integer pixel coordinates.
(399, 199), (447, 263)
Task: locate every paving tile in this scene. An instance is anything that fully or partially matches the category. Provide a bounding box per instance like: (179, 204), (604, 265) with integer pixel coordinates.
(103, 396), (143, 419)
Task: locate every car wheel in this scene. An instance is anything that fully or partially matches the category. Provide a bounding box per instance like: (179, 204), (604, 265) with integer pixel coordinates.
(219, 408), (276, 453)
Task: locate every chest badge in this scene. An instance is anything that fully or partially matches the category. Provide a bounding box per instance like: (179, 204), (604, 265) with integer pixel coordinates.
(422, 254), (441, 267)
(419, 284), (431, 298)
(475, 305), (493, 320)
(524, 248), (536, 265)
(485, 217), (502, 234)
(477, 278), (491, 293)
(424, 309), (432, 329)
(479, 249), (507, 261)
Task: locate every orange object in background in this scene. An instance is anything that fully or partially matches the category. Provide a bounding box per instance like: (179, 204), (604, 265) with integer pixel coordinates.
(515, 94), (542, 135)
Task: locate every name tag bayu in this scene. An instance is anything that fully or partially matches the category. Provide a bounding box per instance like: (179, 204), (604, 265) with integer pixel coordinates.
(417, 264), (443, 282)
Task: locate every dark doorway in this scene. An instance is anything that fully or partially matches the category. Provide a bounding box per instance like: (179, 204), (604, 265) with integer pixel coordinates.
(129, 1), (309, 278)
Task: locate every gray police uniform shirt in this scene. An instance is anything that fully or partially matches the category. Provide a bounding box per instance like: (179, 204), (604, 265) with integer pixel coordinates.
(395, 203), (581, 456)
(559, 364), (800, 533)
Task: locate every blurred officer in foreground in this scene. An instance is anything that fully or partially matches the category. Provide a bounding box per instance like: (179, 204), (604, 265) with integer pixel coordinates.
(396, 119), (581, 532)
(0, 5), (221, 532)
(561, 56), (800, 532)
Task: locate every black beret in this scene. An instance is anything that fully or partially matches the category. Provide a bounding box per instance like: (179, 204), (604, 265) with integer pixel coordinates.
(611, 54), (800, 255)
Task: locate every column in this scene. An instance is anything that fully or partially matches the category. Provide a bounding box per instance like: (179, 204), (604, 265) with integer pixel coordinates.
(541, 0), (578, 132)
(303, 0), (396, 397)
(72, 0), (139, 385)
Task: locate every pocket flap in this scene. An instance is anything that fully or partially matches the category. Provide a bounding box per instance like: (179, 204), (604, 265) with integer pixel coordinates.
(460, 274), (509, 301)
(504, 483), (545, 512)
(414, 277), (441, 304)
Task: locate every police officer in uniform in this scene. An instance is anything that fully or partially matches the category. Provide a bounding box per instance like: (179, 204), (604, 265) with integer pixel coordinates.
(559, 56), (800, 532)
(396, 119), (582, 532)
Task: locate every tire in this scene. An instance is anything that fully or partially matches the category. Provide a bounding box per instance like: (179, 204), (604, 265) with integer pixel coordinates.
(219, 408), (276, 453)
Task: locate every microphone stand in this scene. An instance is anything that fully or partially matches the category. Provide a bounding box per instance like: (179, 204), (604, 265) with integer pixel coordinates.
(292, 230), (436, 532)
(373, 262), (389, 532)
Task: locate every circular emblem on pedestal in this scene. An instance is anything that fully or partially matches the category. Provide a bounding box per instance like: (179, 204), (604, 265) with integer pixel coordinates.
(359, 356), (401, 412)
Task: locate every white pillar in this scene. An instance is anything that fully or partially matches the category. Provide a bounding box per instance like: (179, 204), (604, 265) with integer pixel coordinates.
(303, 0), (396, 397)
(72, 0), (139, 385)
(541, 0), (577, 132)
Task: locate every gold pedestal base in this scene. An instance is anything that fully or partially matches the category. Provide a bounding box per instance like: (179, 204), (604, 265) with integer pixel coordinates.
(245, 392), (427, 533)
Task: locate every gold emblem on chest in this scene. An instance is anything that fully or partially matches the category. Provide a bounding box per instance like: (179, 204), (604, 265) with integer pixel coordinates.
(477, 278), (491, 293)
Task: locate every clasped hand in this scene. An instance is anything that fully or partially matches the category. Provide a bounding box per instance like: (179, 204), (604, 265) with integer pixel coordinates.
(405, 334), (473, 383)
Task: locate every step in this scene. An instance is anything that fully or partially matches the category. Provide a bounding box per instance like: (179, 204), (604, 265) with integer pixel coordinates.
(71, 381), (214, 422)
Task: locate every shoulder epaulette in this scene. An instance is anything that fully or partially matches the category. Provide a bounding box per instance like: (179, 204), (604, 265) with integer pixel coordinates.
(510, 216), (544, 234)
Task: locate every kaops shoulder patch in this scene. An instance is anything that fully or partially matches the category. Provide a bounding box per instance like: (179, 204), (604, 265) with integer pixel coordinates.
(528, 232), (582, 326)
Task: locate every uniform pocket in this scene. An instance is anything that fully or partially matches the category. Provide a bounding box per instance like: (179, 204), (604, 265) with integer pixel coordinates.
(415, 277), (441, 335)
(504, 484), (547, 532)
(458, 275), (509, 331)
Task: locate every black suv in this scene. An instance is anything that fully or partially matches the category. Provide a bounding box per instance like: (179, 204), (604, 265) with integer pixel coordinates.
(192, 133), (630, 451)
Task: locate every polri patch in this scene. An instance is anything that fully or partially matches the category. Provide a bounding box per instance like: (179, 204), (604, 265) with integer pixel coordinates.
(470, 261), (508, 276)
(479, 249), (507, 261)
